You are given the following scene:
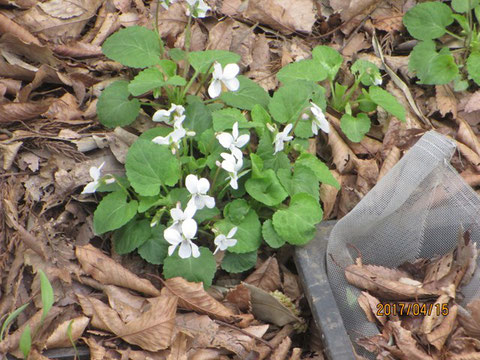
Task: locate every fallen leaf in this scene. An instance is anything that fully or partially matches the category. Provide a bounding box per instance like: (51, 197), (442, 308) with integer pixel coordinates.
(104, 285), (146, 323)
(426, 304), (457, 350)
(245, 256), (281, 292)
(387, 321), (434, 360)
(225, 283), (251, 312)
(76, 244), (161, 296)
(378, 146), (401, 180)
(327, 125), (357, 174)
(0, 102), (50, 122)
(270, 336), (291, 360)
(320, 170), (341, 219)
(164, 277), (236, 321)
(167, 332), (189, 360)
(464, 91), (480, 113)
(45, 316), (89, 349)
(436, 85), (457, 118)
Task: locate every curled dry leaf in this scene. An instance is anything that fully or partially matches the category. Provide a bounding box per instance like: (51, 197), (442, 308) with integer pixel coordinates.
(458, 299), (480, 338)
(167, 332), (189, 360)
(354, 158), (379, 195)
(77, 294), (125, 333)
(320, 169), (341, 220)
(245, 256), (281, 292)
(76, 244), (160, 296)
(0, 12), (42, 46)
(436, 85), (457, 118)
(426, 304), (457, 350)
(358, 291), (386, 325)
(420, 294), (452, 334)
(464, 91), (480, 113)
(45, 316), (89, 349)
(280, 265), (302, 301)
(387, 321), (434, 360)
(456, 116), (480, 157)
(164, 277), (236, 321)
(327, 124), (357, 174)
(156, 2), (188, 41)
(378, 146), (401, 181)
(104, 285), (146, 323)
(270, 336), (292, 360)
(454, 140), (480, 171)
(119, 292), (177, 351)
(82, 336), (107, 360)
(0, 102), (50, 122)
(225, 283), (251, 312)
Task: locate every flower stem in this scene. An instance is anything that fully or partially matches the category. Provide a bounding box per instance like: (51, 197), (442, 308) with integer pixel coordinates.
(209, 166), (222, 195)
(181, 69), (200, 98)
(445, 29), (465, 41)
(154, 0), (165, 58)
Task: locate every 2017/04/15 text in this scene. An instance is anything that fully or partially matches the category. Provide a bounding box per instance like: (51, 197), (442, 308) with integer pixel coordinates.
(376, 302), (449, 317)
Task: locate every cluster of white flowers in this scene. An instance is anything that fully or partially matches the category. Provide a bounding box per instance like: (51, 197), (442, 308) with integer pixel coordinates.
(151, 104), (195, 153)
(81, 162), (115, 194)
(215, 122), (249, 190)
(208, 62), (240, 98)
(160, 0), (210, 18)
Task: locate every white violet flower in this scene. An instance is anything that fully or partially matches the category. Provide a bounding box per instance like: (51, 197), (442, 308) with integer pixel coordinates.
(160, 0), (177, 9)
(169, 202), (196, 232)
(216, 122), (249, 159)
(81, 162), (115, 194)
(152, 103), (185, 124)
(213, 227), (238, 254)
(309, 102), (330, 135)
(185, 0), (210, 18)
(218, 152), (244, 190)
(373, 73), (383, 86)
(273, 123), (294, 154)
(164, 218), (200, 258)
(185, 174), (215, 210)
(208, 62), (240, 98)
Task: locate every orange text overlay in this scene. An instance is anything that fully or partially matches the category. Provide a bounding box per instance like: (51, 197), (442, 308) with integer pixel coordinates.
(376, 302), (449, 317)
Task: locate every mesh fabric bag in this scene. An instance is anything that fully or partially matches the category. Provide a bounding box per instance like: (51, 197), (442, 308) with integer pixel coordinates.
(326, 131), (480, 354)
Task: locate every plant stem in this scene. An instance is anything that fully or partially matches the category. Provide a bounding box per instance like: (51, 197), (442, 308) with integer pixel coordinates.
(209, 166), (222, 195)
(155, 0), (165, 58)
(445, 29), (465, 41)
(181, 69), (200, 98)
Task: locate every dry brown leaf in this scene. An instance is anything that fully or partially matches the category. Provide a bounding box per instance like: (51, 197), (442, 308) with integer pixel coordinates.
(455, 140), (480, 171)
(225, 283), (251, 312)
(119, 293), (177, 351)
(354, 158), (379, 195)
(320, 169), (341, 219)
(270, 336), (292, 360)
(461, 169), (480, 187)
(329, 0), (380, 34)
(426, 304), (457, 350)
(289, 348), (302, 360)
(464, 91), (480, 113)
(45, 316), (89, 349)
(358, 291), (386, 325)
(155, 2), (188, 41)
(244, 0), (316, 34)
(378, 146), (401, 181)
(281, 265), (302, 301)
(357, 292), (377, 323)
(245, 256), (281, 292)
(456, 117), (480, 156)
(257, 324), (294, 360)
(76, 244), (160, 296)
(388, 321), (434, 360)
(164, 277), (236, 321)
(436, 85), (457, 118)
(420, 294), (451, 334)
(337, 174), (360, 218)
(458, 300), (480, 338)
(0, 12), (41, 46)
(104, 285), (146, 323)
(82, 336), (107, 360)
(188, 348), (230, 360)
(327, 125), (357, 174)
(0, 102), (50, 122)
(77, 294), (125, 333)
(345, 263), (440, 300)
(167, 332), (189, 360)
(341, 32), (370, 57)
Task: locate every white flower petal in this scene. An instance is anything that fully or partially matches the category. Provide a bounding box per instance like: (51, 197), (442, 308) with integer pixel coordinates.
(223, 77), (240, 92)
(283, 123), (293, 134)
(182, 218), (197, 239)
(212, 62), (223, 79)
(229, 176), (238, 189)
(203, 195), (215, 209)
(214, 234), (226, 246)
(184, 203), (197, 219)
(152, 135), (171, 145)
(208, 79), (222, 98)
(185, 174), (198, 194)
(197, 178), (210, 194)
(225, 238), (237, 248)
(231, 146), (244, 161)
(90, 166), (101, 181)
(232, 122), (239, 139)
(235, 134), (250, 148)
(227, 226), (238, 238)
(190, 242), (201, 258)
(217, 133), (234, 149)
(222, 64), (240, 79)
(170, 206), (183, 221)
(152, 109), (171, 123)
(164, 228), (183, 245)
(168, 244), (178, 256)
(178, 240), (192, 259)
(81, 181), (98, 194)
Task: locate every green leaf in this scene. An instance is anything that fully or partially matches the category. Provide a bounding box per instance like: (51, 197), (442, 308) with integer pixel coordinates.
(97, 175), (130, 193)
(169, 48), (186, 62)
(224, 199), (251, 223)
(245, 154), (288, 206)
(340, 113), (371, 143)
(452, 14), (470, 33)
(113, 218), (151, 254)
(185, 96), (213, 135)
(97, 81), (140, 128)
(212, 108), (249, 132)
(163, 247), (216, 287)
(93, 191), (138, 235)
(269, 81), (325, 124)
(272, 193), (323, 245)
(158, 59), (177, 77)
(295, 152), (340, 189)
(19, 325), (31, 359)
(0, 303), (29, 341)
(256, 132), (291, 171)
(125, 139), (180, 196)
(262, 219), (285, 248)
(312, 45), (343, 80)
(194, 207), (220, 223)
(452, 0), (479, 13)
(216, 202), (261, 253)
(128, 68), (186, 96)
(221, 75), (270, 110)
(138, 225), (169, 265)
(221, 251), (257, 273)
(467, 51), (480, 85)
(38, 270), (54, 321)
(409, 41), (458, 85)
(351, 59), (382, 87)
(403, 2), (453, 40)
(102, 26), (161, 68)
(188, 50), (241, 74)
(369, 86), (406, 121)
(277, 165), (319, 200)
(251, 104), (271, 136)
(277, 59), (328, 83)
